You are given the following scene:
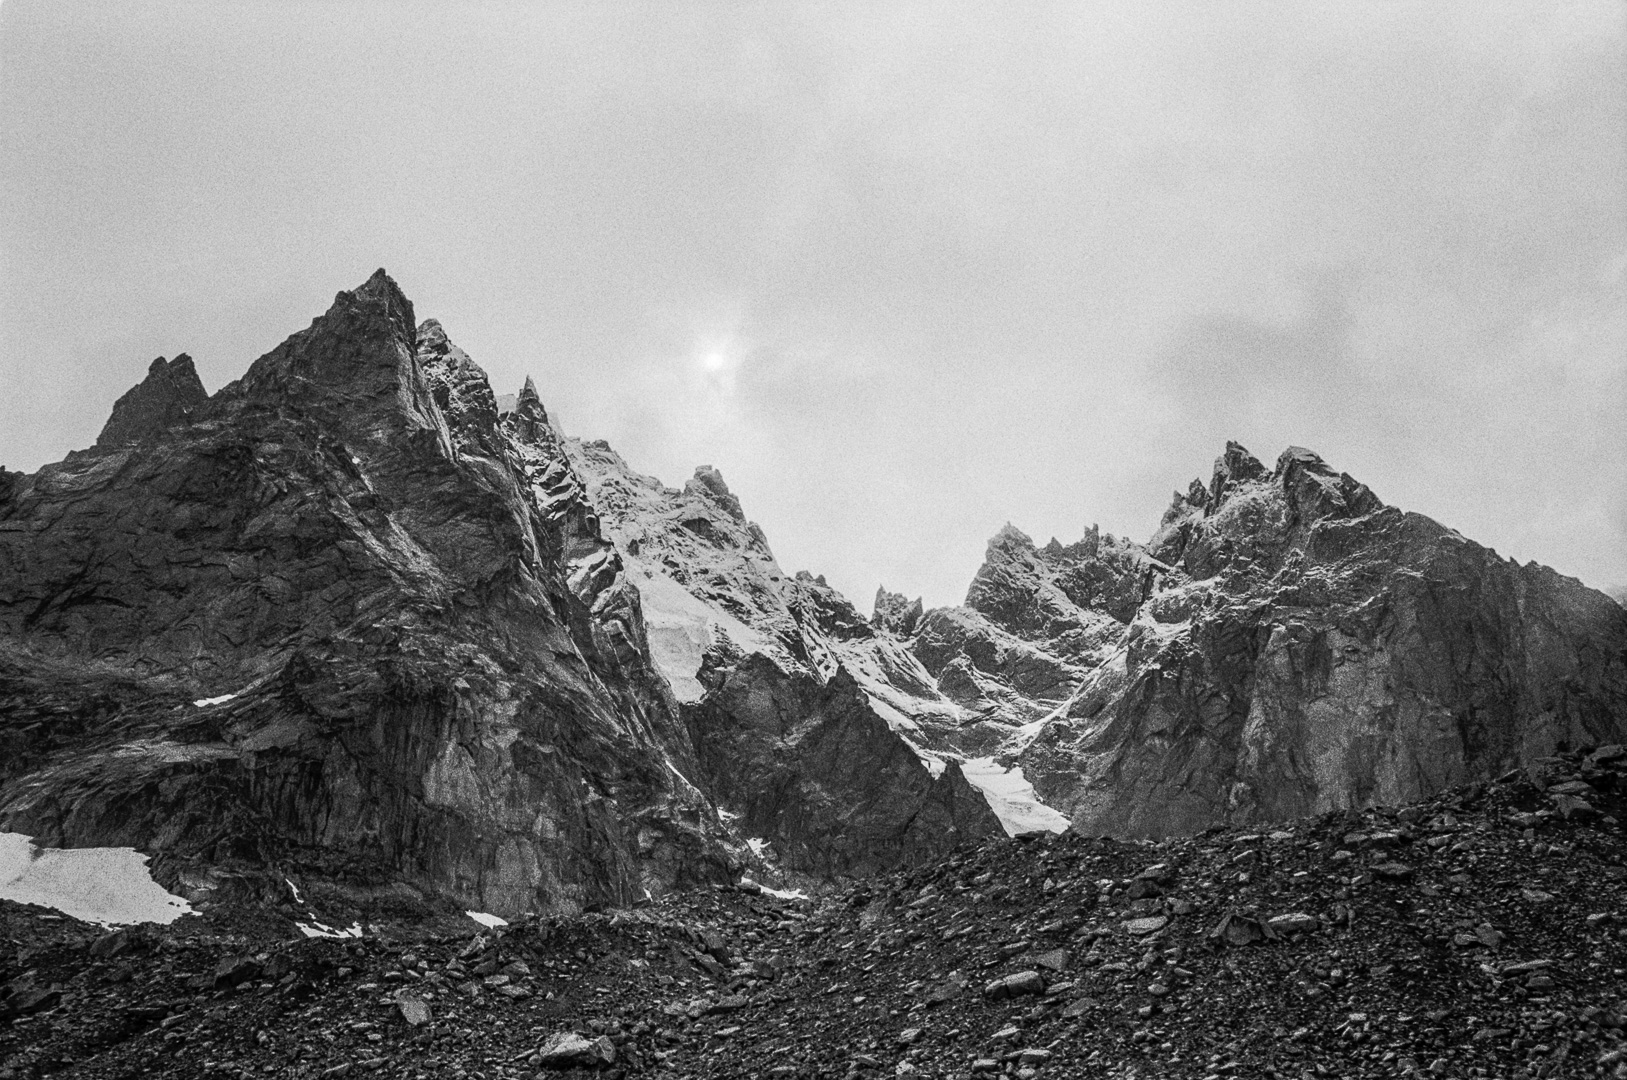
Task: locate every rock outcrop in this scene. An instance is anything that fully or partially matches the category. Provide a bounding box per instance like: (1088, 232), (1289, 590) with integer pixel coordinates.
(563, 441), (1004, 873)
(0, 271), (732, 916)
(0, 270), (1010, 916)
(917, 442), (1627, 837)
(94, 354), (207, 448)
(871, 587), (923, 636)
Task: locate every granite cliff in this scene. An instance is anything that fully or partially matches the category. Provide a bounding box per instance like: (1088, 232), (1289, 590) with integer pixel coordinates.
(0, 271), (743, 917)
(0, 271), (997, 918)
(895, 442), (1627, 837)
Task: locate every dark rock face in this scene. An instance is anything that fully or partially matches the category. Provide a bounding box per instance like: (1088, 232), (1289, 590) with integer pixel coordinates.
(95, 355), (208, 447)
(872, 587), (923, 636)
(0, 271), (731, 915)
(903, 524), (1146, 729)
(684, 658), (996, 877)
(997, 443), (1627, 837)
(966, 524), (1147, 637)
(565, 442), (1004, 873)
(0, 269), (1003, 915)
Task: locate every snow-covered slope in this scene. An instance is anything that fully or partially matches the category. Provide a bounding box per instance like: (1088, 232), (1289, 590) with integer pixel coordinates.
(565, 432), (1627, 844)
(557, 438), (1007, 866)
(557, 438), (1084, 839)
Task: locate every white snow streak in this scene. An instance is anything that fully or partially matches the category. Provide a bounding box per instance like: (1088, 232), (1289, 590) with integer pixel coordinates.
(625, 558), (768, 702)
(465, 910), (509, 929)
(297, 921), (363, 939)
(958, 758), (1070, 836)
(756, 883), (809, 901)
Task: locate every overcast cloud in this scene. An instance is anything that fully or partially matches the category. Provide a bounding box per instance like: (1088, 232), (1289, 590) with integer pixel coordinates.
(2, 1), (1622, 608)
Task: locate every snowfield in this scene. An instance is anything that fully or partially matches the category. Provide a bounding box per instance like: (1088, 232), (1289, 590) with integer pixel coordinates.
(957, 758), (1070, 836)
(0, 832), (194, 925)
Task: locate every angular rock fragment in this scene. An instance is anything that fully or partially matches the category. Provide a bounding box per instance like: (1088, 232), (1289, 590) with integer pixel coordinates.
(1033, 948), (1069, 972)
(212, 956), (263, 990)
(534, 1031), (617, 1069)
(1122, 916), (1168, 936)
(1552, 794), (1597, 819)
(1267, 912), (1319, 934)
(925, 970), (969, 1005)
(394, 992), (432, 1027)
(1209, 912), (1276, 946)
(983, 971), (1045, 999)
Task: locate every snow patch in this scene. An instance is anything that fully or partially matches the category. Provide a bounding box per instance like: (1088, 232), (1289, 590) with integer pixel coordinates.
(745, 837), (768, 858)
(759, 884), (810, 901)
(625, 558), (769, 702)
(466, 910), (509, 929)
(958, 759), (1070, 836)
(0, 832), (194, 926)
(297, 920), (363, 939)
(285, 877), (304, 904)
(897, 733), (949, 780)
(192, 693), (238, 707)
(861, 691), (920, 734)
(663, 757), (703, 797)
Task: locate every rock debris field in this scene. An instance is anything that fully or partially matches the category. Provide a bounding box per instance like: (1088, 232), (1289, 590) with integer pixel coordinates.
(4, 747), (1627, 1080)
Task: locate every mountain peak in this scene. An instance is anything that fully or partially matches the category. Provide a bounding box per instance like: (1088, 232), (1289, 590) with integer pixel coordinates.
(317, 268), (417, 350)
(95, 354), (208, 448)
(353, 266), (407, 304)
(416, 318), (449, 351)
(507, 376), (553, 444)
(1273, 445), (1383, 521)
(872, 586), (924, 635)
(988, 522), (1035, 552)
(1207, 440), (1268, 507)
(230, 269), (421, 404)
(684, 465), (745, 520)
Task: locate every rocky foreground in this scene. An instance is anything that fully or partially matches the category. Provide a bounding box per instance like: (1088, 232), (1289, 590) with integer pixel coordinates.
(4, 746), (1626, 1080)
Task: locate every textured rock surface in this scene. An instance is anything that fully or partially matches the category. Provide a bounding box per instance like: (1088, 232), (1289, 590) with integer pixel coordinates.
(564, 440), (1004, 874)
(0, 271), (732, 916)
(0, 270), (1008, 917)
(872, 587), (924, 636)
(3, 268), (1621, 918)
(923, 442), (1627, 837)
(528, 425), (1627, 846)
(93, 354), (207, 448)
(5, 746), (1627, 1080)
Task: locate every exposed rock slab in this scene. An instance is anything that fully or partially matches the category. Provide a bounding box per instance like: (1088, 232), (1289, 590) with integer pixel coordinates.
(0, 271), (731, 915)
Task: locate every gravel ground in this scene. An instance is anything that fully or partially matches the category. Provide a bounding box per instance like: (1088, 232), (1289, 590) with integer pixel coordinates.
(3, 745), (1625, 1080)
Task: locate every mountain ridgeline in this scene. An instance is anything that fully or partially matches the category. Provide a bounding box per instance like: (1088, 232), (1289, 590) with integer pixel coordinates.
(1, 271), (1622, 919)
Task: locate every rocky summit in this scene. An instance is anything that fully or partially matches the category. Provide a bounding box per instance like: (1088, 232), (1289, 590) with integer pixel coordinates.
(899, 441), (1627, 840)
(0, 271), (733, 919)
(0, 270), (1000, 925)
(1, 270), (1625, 1078)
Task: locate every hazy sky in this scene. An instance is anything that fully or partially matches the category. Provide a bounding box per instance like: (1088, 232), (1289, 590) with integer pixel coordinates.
(3, 2), (1623, 608)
